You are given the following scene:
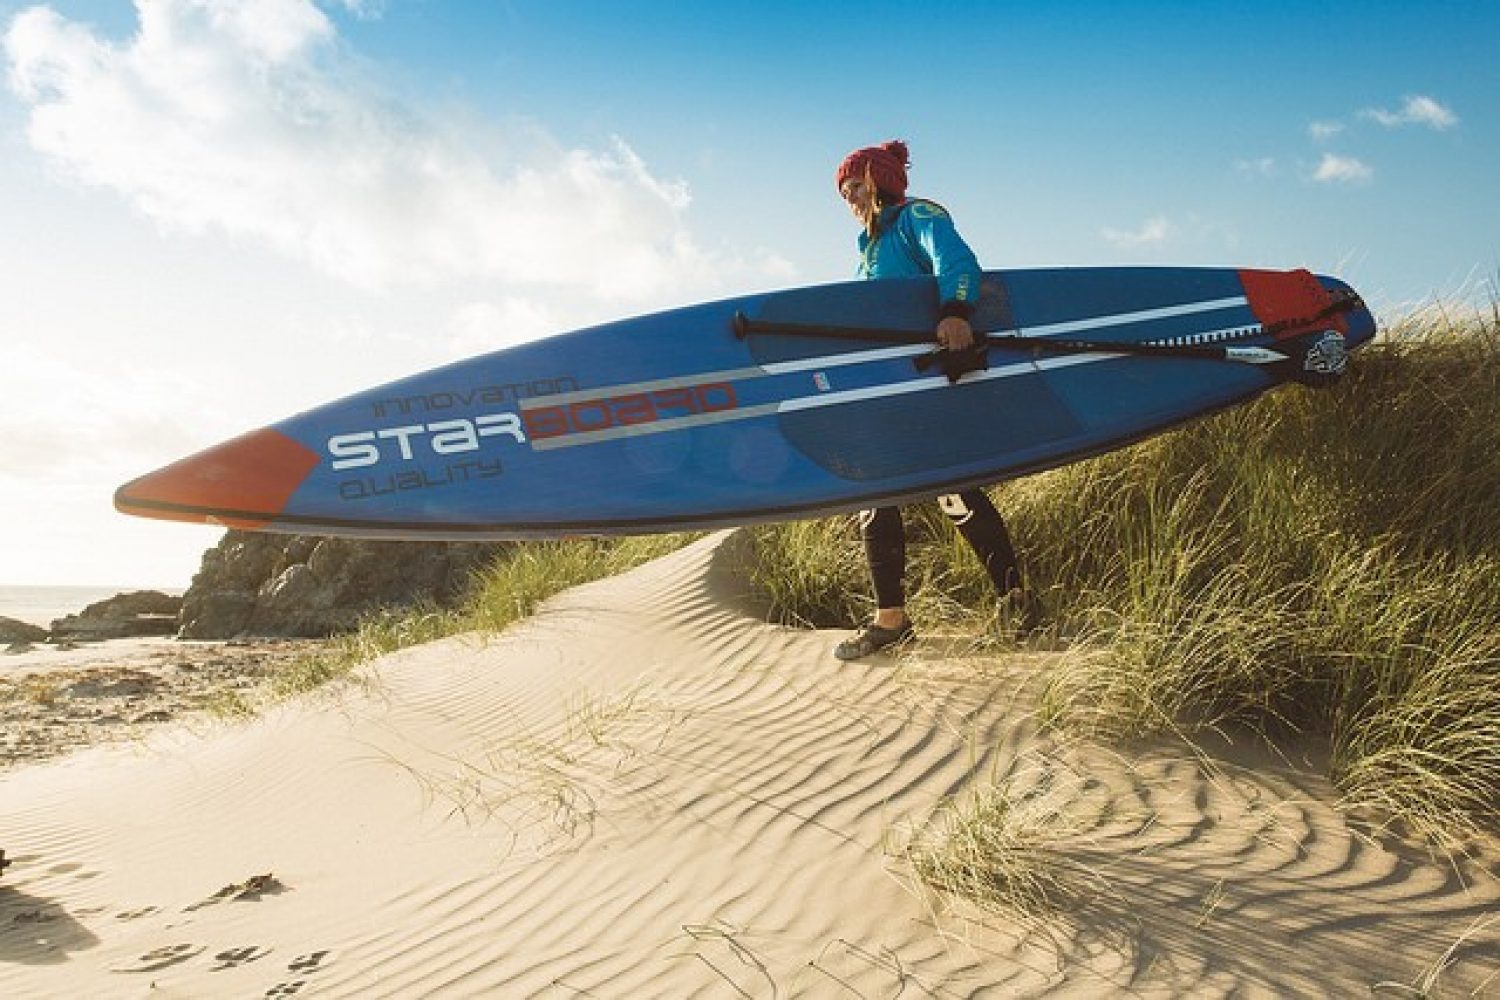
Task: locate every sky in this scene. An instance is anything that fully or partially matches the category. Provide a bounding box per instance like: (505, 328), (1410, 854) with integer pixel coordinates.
(1, 0), (1496, 587)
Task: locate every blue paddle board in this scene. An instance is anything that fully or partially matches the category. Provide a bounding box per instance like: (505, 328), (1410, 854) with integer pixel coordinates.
(115, 267), (1374, 539)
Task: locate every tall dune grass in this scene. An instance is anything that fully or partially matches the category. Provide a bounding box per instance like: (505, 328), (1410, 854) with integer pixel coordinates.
(745, 307), (1499, 842)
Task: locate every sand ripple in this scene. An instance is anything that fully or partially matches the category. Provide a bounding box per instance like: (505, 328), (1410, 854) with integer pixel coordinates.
(2, 531), (1496, 997)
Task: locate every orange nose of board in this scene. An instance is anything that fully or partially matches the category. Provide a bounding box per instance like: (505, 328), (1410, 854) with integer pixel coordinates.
(114, 427), (321, 530)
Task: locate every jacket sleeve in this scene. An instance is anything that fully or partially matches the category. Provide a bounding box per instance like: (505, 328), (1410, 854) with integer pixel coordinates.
(904, 201), (981, 319)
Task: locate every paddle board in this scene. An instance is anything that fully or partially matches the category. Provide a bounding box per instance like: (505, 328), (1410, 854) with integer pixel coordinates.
(115, 267), (1375, 539)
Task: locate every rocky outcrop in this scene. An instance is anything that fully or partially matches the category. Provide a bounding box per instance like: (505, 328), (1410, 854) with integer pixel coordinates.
(1, 617), (49, 646)
(49, 591), (182, 642)
(178, 532), (507, 639)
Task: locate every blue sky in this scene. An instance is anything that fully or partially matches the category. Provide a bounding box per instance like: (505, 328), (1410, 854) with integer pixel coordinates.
(1, 0), (1495, 586)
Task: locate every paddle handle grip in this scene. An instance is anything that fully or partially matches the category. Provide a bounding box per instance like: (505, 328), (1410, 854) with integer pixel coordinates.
(733, 311), (927, 346)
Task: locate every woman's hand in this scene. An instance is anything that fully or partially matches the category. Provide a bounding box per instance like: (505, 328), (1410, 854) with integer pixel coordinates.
(936, 316), (974, 352)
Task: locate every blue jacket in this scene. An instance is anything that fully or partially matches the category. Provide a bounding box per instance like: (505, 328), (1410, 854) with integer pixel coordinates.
(855, 199), (981, 318)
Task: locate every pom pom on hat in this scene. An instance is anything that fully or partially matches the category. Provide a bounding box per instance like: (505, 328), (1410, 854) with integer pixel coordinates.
(835, 140), (910, 199)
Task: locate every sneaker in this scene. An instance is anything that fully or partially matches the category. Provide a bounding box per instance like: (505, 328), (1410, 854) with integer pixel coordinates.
(834, 621), (916, 661)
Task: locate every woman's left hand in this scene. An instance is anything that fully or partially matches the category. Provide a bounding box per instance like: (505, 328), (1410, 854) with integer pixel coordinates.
(936, 316), (974, 352)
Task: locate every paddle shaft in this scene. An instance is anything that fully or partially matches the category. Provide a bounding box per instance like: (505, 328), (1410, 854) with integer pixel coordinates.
(731, 312), (1290, 365)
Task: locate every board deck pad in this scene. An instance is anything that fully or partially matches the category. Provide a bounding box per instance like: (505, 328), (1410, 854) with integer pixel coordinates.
(116, 267), (1375, 539)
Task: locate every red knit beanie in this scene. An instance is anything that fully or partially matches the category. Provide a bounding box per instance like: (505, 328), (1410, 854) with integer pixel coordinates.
(835, 140), (910, 199)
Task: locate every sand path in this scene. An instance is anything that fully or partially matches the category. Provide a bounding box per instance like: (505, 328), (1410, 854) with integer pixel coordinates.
(2, 532), (1496, 998)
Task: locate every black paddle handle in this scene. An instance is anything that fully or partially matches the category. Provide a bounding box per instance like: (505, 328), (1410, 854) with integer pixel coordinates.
(731, 312), (927, 346)
(732, 311), (989, 382)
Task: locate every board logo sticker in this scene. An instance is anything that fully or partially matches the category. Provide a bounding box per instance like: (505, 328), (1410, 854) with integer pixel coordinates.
(1303, 331), (1349, 378)
(327, 414), (526, 471)
(523, 383), (738, 442)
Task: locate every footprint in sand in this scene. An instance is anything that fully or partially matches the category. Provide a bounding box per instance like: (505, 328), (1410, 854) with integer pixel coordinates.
(211, 944), (273, 971)
(10, 908), (59, 925)
(116, 906), (162, 921)
(110, 942), (206, 973)
(287, 949), (331, 973)
(264, 950), (332, 996)
(36, 861), (101, 881)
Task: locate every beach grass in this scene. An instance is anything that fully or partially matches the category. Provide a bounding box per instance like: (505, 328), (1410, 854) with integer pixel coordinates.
(897, 747), (1113, 923)
(745, 305), (1499, 847)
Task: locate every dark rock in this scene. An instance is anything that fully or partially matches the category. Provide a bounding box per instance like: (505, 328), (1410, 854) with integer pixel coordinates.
(182, 590), (257, 641)
(70, 591), (179, 619)
(49, 592), (182, 642)
(0, 617), (48, 645)
(179, 531), (507, 640)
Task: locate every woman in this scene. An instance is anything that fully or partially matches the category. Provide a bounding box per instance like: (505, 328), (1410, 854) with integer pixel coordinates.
(832, 139), (1034, 661)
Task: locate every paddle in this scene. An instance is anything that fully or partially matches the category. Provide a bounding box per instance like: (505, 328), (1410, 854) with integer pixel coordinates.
(731, 311), (1295, 366)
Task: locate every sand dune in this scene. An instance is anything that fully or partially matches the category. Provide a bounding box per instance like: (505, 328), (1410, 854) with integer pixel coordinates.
(2, 531), (1497, 998)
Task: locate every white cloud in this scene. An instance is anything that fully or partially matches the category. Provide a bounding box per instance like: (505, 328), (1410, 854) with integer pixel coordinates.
(332, 0), (384, 18)
(1360, 94), (1458, 130)
(447, 297), (561, 357)
(1313, 153), (1373, 184)
(1235, 157), (1277, 177)
(1308, 120), (1344, 141)
(3, 0), (774, 298)
(1102, 215), (1171, 249)
(0, 342), (217, 477)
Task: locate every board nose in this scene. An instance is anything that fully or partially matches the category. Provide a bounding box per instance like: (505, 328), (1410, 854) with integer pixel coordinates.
(114, 427), (322, 529)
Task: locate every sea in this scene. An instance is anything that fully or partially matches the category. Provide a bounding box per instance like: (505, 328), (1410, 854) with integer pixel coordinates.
(0, 585), (186, 629)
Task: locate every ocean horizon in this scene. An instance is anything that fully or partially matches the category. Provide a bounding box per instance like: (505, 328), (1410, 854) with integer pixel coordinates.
(0, 585), (186, 629)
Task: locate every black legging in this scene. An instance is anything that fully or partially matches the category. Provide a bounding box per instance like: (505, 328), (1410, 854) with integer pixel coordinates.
(860, 490), (1020, 608)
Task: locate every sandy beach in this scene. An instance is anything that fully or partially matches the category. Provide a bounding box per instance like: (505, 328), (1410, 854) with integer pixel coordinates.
(1, 637), (326, 772)
(1, 531), (1496, 998)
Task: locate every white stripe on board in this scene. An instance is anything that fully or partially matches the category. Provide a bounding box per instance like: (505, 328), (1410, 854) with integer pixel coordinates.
(529, 352), (1120, 451)
(1011, 295), (1248, 339)
(762, 343), (929, 374)
(517, 365), (767, 408)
